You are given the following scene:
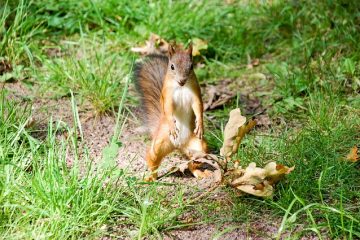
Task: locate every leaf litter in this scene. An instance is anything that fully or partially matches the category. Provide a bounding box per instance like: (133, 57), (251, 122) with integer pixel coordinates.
(227, 162), (294, 197)
(202, 79), (236, 111)
(167, 108), (293, 198)
(202, 79), (271, 127)
(163, 152), (222, 183)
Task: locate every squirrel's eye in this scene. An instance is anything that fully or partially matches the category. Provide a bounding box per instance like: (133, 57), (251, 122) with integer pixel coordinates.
(171, 64), (175, 70)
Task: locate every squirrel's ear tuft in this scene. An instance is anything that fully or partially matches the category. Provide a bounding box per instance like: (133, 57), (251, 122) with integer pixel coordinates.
(187, 43), (193, 56)
(168, 44), (175, 57)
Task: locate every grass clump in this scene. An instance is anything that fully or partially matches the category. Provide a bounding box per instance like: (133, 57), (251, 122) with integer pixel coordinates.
(0, 92), (123, 238)
(0, 0), (44, 65)
(37, 48), (127, 114)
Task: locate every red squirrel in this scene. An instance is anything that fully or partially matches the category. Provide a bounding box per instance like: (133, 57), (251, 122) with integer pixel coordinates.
(134, 43), (207, 181)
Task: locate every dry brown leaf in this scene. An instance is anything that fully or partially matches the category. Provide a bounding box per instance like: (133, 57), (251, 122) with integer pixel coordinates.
(166, 152), (222, 183)
(247, 58), (260, 69)
(0, 58), (12, 75)
(236, 181), (274, 197)
(220, 108), (256, 159)
(220, 108), (246, 158)
(203, 84), (235, 111)
(131, 33), (169, 55)
(346, 145), (359, 162)
(233, 119), (257, 154)
(191, 154), (222, 182)
(209, 95), (235, 110)
(192, 38), (208, 57)
(204, 86), (217, 110)
(230, 162), (294, 197)
(252, 58), (260, 66)
(265, 163), (295, 185)
(237, 94), (271, 127)
(255, 114), (271, 127)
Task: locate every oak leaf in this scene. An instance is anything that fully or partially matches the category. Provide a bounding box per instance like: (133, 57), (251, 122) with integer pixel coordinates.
(131, 33), (169, 55)
(167, 152), (222, 183)
(220, 108), (256, 159)
(192, 38), (208, 57)
(230, 162), (294, 197)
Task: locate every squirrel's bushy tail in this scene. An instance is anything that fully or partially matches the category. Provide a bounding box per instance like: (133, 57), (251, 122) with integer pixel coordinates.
(134, 54), (168, 136)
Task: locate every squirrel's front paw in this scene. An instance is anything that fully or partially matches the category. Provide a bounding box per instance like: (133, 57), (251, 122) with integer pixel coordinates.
(144, 174), (157, 182)
(194, 122), (203, 139)
(169, 123), (179, 139)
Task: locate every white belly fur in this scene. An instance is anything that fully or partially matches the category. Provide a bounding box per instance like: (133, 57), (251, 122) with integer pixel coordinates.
(170, 85), (194, 147)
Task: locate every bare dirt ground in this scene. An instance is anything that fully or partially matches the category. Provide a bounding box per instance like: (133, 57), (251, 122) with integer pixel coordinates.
(3, 81), (318, 240)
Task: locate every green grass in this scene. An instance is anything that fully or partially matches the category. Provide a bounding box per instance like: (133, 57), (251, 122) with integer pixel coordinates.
(36, 39), (128, 114)
(233, 92), (360, 238)
(1, 0), (360, 239)
(0, 0), (43, 65)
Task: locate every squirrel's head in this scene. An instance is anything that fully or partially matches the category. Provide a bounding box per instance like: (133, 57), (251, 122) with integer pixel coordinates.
(167, 44), (193, 87)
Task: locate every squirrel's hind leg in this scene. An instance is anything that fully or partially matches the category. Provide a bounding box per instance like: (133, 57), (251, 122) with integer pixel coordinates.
(181, 134), (208, 157)
(181, 135), (210, 179)
(145, 126), (175, 181)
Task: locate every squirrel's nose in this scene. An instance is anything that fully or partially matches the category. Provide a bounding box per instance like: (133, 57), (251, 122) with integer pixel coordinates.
(178, 78), (187, 86)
